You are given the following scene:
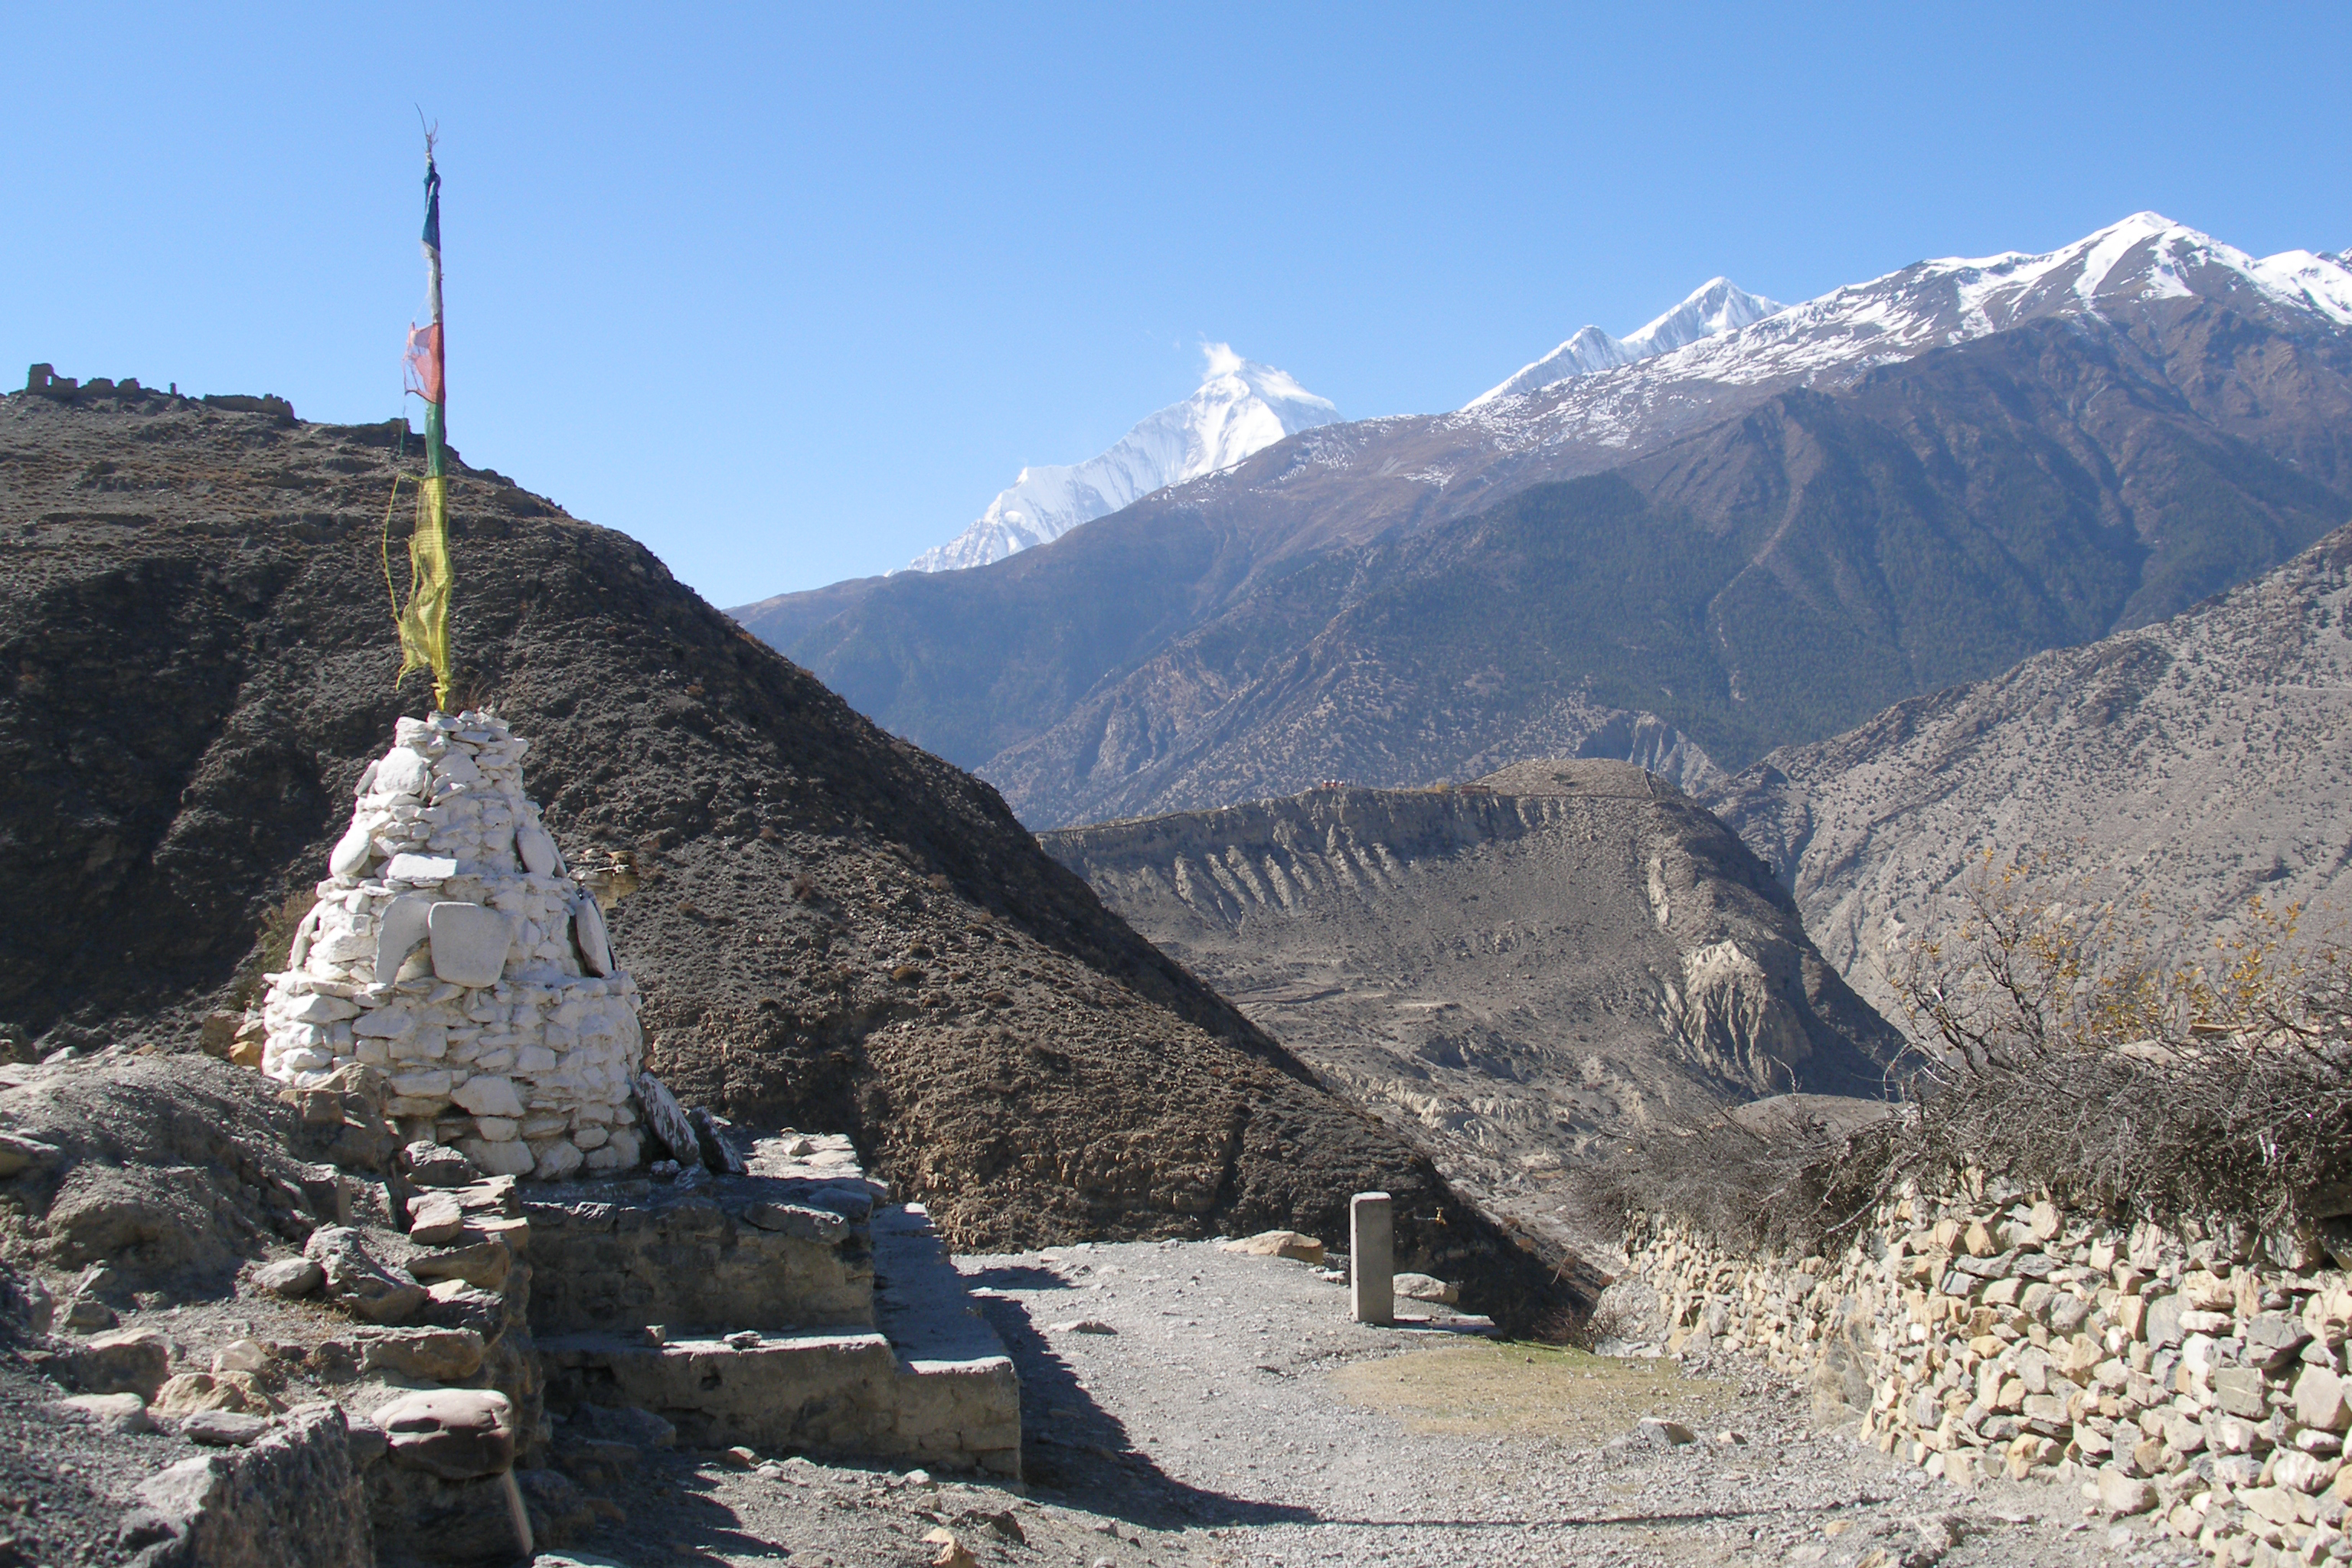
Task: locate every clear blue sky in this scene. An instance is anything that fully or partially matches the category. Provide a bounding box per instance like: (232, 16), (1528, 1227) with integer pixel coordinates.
(9, 5), (2347, 603)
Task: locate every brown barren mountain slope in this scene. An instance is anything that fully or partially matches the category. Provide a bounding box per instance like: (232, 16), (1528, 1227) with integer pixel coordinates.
(0, 384), (1567, 1319)
(1706, 522), (2352, 1020)
(1041, 760), (1910, 1245)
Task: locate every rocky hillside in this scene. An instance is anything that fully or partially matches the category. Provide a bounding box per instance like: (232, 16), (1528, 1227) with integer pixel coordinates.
(0, 383), (1566, 1315)
(1040, 760), (1909, 1243)
(747, 217), (2352, 827)
(1705, 521), (2352, 1019)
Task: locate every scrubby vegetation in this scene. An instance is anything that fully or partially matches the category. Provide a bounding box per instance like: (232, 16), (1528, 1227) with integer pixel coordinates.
(1601, 854), (2352, 1251)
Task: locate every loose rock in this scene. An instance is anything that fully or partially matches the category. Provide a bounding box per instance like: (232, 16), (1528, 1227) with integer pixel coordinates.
(378, 1388), (518, 1480)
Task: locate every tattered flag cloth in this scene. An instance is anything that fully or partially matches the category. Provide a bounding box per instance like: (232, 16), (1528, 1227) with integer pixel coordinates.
(390, 147), (455, 709)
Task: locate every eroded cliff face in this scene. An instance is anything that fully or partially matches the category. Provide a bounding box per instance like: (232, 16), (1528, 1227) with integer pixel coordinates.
(1042, 760), (1909, 1241)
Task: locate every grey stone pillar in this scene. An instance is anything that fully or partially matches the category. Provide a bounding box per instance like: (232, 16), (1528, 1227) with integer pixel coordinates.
(1351, 1191), (1393, 1325)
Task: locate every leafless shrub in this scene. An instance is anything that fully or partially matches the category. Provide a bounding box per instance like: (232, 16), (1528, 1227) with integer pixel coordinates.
(1599, 853), (2351, 1250)
(1592, 1102), (1896, 1255)
(1880, 855), (2350, 1231)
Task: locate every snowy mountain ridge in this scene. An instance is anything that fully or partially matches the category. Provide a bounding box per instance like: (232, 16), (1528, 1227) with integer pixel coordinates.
(1478, 213), (2351, 419)
(1403, 212), (2352, 472)
(905, 345), (1341, 573)
(1466, 277), (1786, 407)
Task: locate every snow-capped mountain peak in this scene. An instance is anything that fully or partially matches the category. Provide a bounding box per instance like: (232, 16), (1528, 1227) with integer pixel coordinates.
(1467, 277), (1785, 408)
(906, 346), (1341, 574)
(1446, 213), (2352, 452)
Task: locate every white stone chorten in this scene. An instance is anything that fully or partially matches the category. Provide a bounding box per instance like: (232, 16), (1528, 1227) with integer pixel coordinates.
(258, 710), (645, 1179)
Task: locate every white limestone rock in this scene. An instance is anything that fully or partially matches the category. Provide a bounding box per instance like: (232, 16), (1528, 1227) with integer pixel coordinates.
(449, 1075), (525, 1119)
(516, 821), (557, 875)
(329, 821), (374, 877)
(456, 1138), (535, 1178)
(374, 896), (434, 987)
(427, 903), (511, 987)
(375, 747), (430, 798)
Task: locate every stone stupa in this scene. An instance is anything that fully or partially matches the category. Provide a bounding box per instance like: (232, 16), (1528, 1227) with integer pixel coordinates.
(256, 710), (646, 1179)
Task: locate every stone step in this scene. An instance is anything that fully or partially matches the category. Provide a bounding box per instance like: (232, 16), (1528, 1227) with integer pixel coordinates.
(538, 1319), (1018, 1478)
(530, 1137), (1021, 1477)
(521, 1134), (885, 1336)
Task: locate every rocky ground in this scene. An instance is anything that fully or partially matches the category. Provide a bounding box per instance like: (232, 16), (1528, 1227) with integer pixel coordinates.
(0, 1113), (2168, 1568)
(546, 1243), (2145, 1568)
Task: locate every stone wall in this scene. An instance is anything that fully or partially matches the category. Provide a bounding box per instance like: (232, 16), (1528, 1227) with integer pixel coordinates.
(525, 1188), (874, 1335)
(259, 712), (646, 1182)
(1625, 1187), (2352, 1566)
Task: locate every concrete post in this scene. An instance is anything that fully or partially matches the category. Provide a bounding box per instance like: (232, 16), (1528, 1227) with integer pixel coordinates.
(1351, 1191), (1393, 1325)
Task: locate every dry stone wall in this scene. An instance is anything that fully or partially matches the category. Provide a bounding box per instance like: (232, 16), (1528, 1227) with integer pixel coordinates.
(1625, 1189), (2352, 1566)
(257, 712), (647, 1181)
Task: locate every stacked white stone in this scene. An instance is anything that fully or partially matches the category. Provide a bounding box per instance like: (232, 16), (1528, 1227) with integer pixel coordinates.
(258, 711), (645, 1180)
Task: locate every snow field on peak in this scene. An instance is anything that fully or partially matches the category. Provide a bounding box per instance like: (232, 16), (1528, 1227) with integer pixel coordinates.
(1461, 213), (2352, 442)
(905, 345), (1341, 574)
(1467, 277), (1786, 408)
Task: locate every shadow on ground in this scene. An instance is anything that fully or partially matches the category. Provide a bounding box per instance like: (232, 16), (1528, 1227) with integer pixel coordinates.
(977, 1293), (1319, 1530)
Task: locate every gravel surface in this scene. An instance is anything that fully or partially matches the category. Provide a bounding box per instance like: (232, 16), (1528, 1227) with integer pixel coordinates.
(581, 1240), (2187, 1567)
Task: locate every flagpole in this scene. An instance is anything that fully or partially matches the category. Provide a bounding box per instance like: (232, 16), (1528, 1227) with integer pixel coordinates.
(394, 136), (456, 712)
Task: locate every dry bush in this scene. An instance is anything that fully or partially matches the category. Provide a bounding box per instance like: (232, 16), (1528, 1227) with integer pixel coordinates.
(1600, 853), (2351, 1250)
(1591, 1102), (1896, 1255)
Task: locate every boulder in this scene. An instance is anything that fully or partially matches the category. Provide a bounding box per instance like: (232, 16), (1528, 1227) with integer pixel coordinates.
(252, 1256), (324, 1299)
(408, 1191), (468, 1246)
(2298, 1365), (2352, 1432)
(305, 1227), (425, 1325)
(531, 1138), (584, 1181)
(2098, 1467), (2156, 1516)
(155, 1370), (279, 1418)
(417, 1280), (506, 1339)
(2247, 1311), (2317, 1370)
(214, 1340), (273, 1374)
(52, 1391), (152, 1432)
(69, 1327), (172, 1400)
(632, 1073), (702, 1168)
(371, 896), (436, 987)
(185, 1410), (275, 1447)
(403, 1141), (481, 1188)
(515, 821), (557, 876)
(688, 1108), (749, 1175)
(1393, 1272), (1459, 1305)
(377, 1388), (518, 1480)
(407, 1239), (514, 1292)
(121, 1403), (366, 1568)
(1221, 1230), (1325, 1264)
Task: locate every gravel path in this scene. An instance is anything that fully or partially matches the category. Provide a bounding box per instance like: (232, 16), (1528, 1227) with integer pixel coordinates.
(597, 1240), (2197, 1567)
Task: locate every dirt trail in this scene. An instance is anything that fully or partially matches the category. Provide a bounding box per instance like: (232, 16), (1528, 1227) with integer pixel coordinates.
(593, 1241), (2174, 1567)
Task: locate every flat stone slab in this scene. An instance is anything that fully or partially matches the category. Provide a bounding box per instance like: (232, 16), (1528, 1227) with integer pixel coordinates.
(632, 1072), (701, 1168)
(428, 902), (511, 987)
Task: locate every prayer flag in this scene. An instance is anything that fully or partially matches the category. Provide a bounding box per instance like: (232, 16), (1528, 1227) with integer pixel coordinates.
(394, 147), (454, 710)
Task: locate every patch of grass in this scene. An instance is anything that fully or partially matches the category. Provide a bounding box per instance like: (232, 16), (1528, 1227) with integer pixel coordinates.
(1324, 1340), (1736, 1446)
